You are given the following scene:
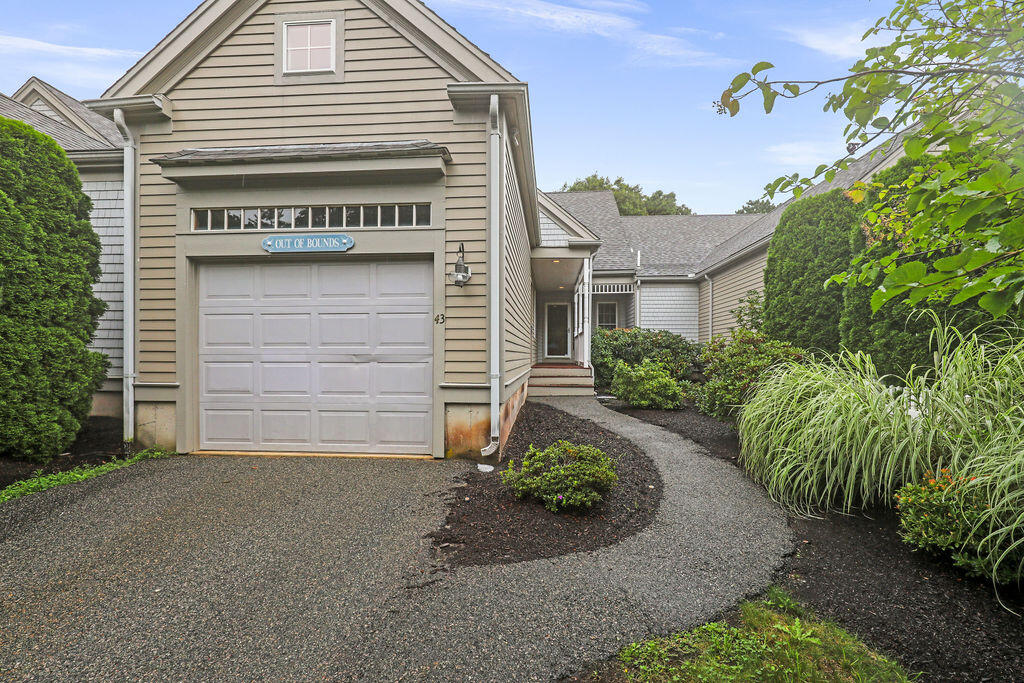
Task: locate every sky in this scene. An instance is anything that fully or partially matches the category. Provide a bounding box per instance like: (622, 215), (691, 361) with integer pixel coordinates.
(0, 0), (895, 213)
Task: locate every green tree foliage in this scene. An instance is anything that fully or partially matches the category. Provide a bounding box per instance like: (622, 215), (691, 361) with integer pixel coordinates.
(722, 0), (1024, 318)
(561, 173), (692, 216)
(763, 190), (864, 352)
(736, 197), (776, 214)
(839, 155), (987, 377)
(591, 327), (701, 390)
(0, 117), (108, 462)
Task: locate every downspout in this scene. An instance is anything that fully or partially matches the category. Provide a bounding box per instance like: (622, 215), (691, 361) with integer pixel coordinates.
(480, 93), (502, 458)
(113, 109), (136, 444)
(704, 274), (714, 342)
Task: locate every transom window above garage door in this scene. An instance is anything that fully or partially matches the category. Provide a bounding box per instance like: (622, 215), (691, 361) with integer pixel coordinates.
(192, 204), (431, 231)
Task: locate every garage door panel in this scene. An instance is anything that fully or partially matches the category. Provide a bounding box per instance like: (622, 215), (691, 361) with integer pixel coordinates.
(319, 264), (371, 298)
(320, 313), (371, 348)
(262, 313), (313, 347)
(260, 410), (312, 444)
(202, 409), (255, 445)
(199, 260), (433, 453)
(319, 363), (371, 397)
(262, 264), (313, 300)
(319, 410), (371, 447)
(203, 314), (255, 348)
(377, 313), (431, 349)
(260, 362), (313, 397)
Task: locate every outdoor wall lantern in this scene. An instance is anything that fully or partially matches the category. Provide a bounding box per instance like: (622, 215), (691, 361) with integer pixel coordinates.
(448, 242), (472, 287)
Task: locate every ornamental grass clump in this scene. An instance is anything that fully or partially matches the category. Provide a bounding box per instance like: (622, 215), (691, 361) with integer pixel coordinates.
(500, 440), (618, 513)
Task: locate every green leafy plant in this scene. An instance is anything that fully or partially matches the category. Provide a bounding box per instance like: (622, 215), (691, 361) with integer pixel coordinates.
(897, 470), (1022, 584)
(730, 289), (765, 333)
(0, 448), (173, 504)
(500, 440), (618, 513)
(721, 0), (1024, 318)
(591, 327), (701, 390)
(0, 117), (108, 463)
(763, 189), (865, 353)
(696, 328), (805, 421)
(617, 590), (910, 682)
(611, 359), (686, 410)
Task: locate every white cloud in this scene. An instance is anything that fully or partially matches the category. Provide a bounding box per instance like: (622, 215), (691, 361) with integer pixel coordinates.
(671, 25), (726, 40)
(0, 34), (142, 60)
(781, 21), (886, 60)
(426, 0), (732, 67)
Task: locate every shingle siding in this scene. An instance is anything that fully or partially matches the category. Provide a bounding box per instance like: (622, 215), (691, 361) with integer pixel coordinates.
(639, 283), (699, 341)
(539, 209), (570, 247)
(28, 98), (63, 123)
(82, 179), (125, 380)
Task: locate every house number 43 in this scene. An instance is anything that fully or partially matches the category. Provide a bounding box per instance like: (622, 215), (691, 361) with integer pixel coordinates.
(434, 314), (446, 325)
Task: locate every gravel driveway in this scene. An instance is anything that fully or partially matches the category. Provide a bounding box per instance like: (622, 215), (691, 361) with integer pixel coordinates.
(0, 398), (791, 681)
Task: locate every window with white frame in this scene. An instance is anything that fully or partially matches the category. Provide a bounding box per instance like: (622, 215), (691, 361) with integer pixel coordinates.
(284, 21), (335, 73)
(597, 302), (618, 330)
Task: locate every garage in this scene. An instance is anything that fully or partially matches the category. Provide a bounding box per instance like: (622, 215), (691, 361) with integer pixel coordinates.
(197, 260), (433, 454)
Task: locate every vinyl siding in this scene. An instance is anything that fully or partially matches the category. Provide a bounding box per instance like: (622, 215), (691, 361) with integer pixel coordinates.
(638, 282), (699, 341)
(502, 134), (533, 398)
(698, 247), (768, 341)
(135, 0), (491, 385)
(82, 178), (125, 380)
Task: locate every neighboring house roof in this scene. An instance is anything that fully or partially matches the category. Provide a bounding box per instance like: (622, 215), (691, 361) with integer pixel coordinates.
(152, 140), (453, 166)
(13, 77), (123, 147)
(622, 214), (763, 277)
(546, 190), (763, 277)
(697, 133), (909, 275)
(0, 93), (114, 152)
(104, 0), (518, 99)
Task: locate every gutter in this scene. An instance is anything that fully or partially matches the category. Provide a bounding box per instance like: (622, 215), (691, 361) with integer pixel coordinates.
(113, 109), (136, 443)
(704, 274), (714, 342)
(480, 93), (503, 458)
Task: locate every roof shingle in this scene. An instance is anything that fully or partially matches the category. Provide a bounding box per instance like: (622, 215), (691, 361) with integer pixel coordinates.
(0, 93), (113, 152)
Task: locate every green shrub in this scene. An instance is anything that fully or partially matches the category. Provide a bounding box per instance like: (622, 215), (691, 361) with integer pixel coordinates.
(0, 117), (107, 463)
(896, 471), (1022, 584)
(591, 327), (701, 390)
(763, 189), (864, 353)
(739, 321), (1024, 583)
(500, 440), (618, 513)
(611, 359), (686, 410)
(730, 289), (765, 333)
(696, 328), (804, 421)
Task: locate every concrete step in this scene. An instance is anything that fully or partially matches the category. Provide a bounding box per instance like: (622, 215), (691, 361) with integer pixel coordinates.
(529, 385), (597, 397)
(529, 374), (596, 387)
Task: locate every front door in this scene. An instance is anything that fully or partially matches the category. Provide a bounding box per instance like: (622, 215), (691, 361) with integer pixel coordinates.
(546, 303), (570, 358)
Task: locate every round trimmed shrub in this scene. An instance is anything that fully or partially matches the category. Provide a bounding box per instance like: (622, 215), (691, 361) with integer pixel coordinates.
(500, 440), (618, 513)
(611, 359), (685, 410)
(0, 117), (108, 462)
(591, 327), (701, 390)
(763, 189), (864, 353)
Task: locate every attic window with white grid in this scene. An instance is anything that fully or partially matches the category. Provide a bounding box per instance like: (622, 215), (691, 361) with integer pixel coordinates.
(284, 21), (335, 73)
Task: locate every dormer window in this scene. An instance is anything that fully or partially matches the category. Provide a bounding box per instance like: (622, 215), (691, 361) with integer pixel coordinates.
(284, 21), (334, 73)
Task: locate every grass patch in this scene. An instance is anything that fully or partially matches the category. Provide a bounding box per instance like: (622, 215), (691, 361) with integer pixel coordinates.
(616, 589), (912, 682)
(0, 448), (172, 504)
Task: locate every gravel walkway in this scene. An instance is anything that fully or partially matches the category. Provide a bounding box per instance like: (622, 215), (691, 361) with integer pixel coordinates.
(0, 398), (791, 681)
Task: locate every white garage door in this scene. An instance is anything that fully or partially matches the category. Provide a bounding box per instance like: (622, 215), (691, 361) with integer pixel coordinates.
(198, 261), (433, 454)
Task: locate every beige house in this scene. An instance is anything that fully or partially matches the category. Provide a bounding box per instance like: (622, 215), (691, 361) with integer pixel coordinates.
(4, 0), (909, 460)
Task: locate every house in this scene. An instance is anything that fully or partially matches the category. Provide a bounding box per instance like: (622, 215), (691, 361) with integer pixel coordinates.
(1, 0), (912, 460)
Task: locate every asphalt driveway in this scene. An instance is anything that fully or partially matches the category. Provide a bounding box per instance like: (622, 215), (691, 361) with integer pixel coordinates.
(0, 399), (791, 681)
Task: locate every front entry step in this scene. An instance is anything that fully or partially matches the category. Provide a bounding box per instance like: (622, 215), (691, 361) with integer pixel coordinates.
(528, 363), (595, 397)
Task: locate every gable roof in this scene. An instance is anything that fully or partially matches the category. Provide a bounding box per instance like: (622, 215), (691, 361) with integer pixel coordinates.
(0, 93), (115, 152)
(13, 77), (123, 147)
(104, 0), (519, 98)
(622, 214), (763, 277)
(537, 191), (601, 244)
(697, 134), (909, 275)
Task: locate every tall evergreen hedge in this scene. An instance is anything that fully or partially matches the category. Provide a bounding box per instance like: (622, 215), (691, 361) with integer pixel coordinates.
(763, 189), (863, 353)
(0, 117), (108, 462)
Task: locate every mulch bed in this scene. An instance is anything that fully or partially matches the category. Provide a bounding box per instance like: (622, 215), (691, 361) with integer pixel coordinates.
(608, 401), (739, 462)
(616, 406), (1024, 683)
(0, 416), (125, 490)
(429, 402), (663, 567)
